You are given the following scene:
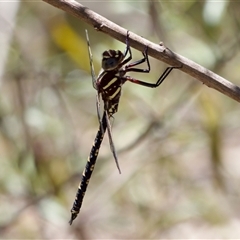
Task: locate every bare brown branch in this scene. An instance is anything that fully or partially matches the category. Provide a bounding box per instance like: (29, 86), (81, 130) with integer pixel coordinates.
(42, 0), (240, 103)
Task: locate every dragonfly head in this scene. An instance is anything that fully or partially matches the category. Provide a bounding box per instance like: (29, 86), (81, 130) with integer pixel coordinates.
(102, 50), (124, 71)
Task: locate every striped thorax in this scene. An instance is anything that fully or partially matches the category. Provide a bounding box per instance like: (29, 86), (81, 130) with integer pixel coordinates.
(97, 50), (125, 116)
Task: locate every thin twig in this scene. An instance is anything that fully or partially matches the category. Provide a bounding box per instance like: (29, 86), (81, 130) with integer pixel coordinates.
(42, 0), (240, 103)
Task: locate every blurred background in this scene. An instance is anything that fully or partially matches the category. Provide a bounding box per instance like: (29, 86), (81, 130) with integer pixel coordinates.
(0, 0), (240, 238)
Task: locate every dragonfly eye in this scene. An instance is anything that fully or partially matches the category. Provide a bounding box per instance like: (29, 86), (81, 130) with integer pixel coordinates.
(102, 57), (118, 70)
(102, 50), (124, 70)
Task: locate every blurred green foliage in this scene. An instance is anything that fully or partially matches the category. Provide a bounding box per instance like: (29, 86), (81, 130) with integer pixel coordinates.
(0, 0), (240, 238)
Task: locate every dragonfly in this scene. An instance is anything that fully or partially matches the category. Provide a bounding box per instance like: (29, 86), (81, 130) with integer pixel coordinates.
(69, 30), (180, 225)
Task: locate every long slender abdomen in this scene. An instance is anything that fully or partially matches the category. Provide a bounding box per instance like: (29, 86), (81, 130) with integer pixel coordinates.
(69, 112), (107, 225)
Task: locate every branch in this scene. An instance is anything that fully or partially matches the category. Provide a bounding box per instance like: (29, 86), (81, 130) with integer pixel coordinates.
(43, 0), (240, 103)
